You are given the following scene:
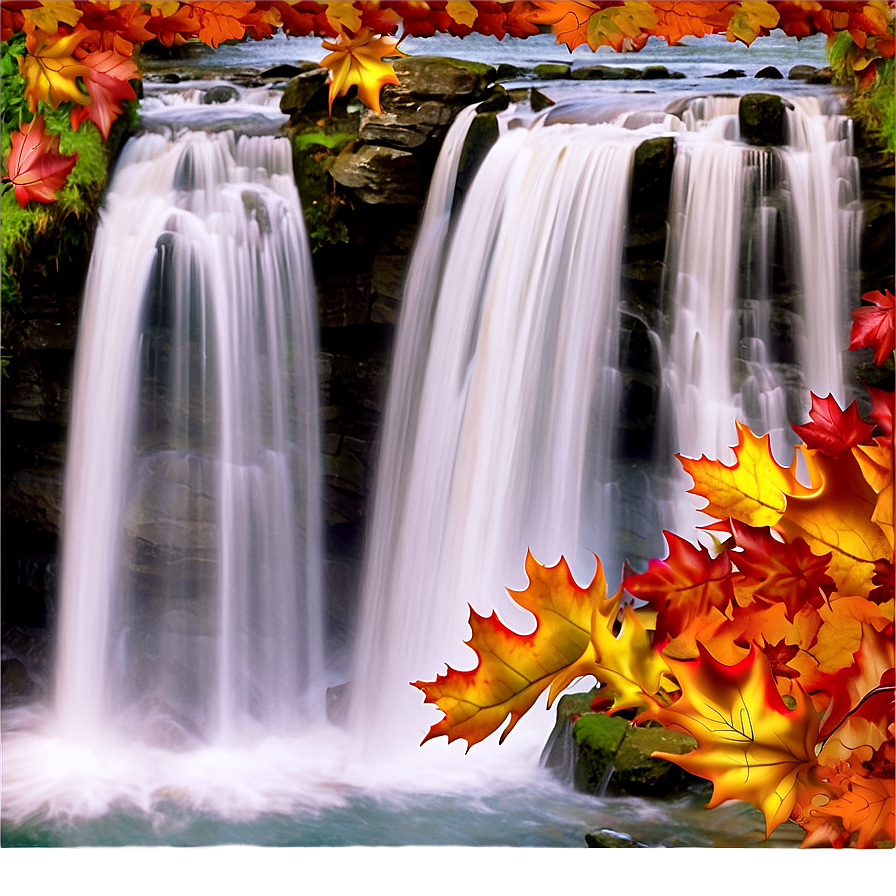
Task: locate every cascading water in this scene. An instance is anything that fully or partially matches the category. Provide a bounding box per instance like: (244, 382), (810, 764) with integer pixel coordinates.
(53, 121), (324, 752)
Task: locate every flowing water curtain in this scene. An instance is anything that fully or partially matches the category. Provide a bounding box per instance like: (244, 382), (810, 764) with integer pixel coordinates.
(348, 117), (642, 749)
(55, 129), (324, 746)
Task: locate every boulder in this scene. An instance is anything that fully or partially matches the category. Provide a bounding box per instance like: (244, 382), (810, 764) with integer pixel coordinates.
(703, 68), (747, 79)
(788, 64), (818, 81)
(496, 63), (526, 81)
(280, 68), (329, 115)
(572, 712), (630, 793)
(585, 829), (646, 848)
(201, 85), (240, 104)
(640, 65), (684, 80)
(739, 93), (793, 146)
(755, 65), (784, 79)
(261, 62), (319, 79)
(534, 63), (570, 79)
(807, 66), (834, 84)
(453, 110), (500, 211)
(331, 143), (425, 204)
(572, 65), (640, 80)
(608, 723), (699, 796)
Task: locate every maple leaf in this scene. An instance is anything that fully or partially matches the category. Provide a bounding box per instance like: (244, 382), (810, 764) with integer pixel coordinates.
(446, 1), (479, 28)
(729, 520), (834, 621)
(624, 532), (735, 651)
(326, 1), (363, 34)
(413, 551), (597, 749)
(77, 1), (155, 56)
(21, 1), (82, 35)
(852, 439), (894, 550)
(774, 450), (892, 596)
(188, 1), (249, 48)
(792, 393), (875, 457)
(320, 27), (406, 114)
(650, 1), (731, 44)
(645, 644), (821, 837)
(70, 49), (139, 141)
(811, 762), (895, 848)
(849, 289), (895, 366)
(1, 115), (77, 208)
(677, 421), (809, 528)
(528, 1), (600, 51)
(585, 0), (658, 51)
(726, 0), (780, 46)
(145, 3), (202, 46)
(864, 383), (894, 440)
(19, 26), (92, 111)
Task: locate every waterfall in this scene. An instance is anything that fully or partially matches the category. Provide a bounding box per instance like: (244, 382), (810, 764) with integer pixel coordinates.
(348, 112), (644, 750)
(53, 128), (324, 747)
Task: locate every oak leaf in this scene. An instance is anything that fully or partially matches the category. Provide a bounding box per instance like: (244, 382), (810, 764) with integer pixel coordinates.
(413, 552), (597, 749)
(677, 421), (809, 528)
(645, 644), (821, 836)
(320, 27), (405, 114)
(19, 26), (92, 111)
(849, 289), (895, 366)
(1, 115), (77, 207)
(791, 393), (875, 457)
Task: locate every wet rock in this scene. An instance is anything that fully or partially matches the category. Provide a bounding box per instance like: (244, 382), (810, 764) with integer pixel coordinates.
(534, 63), (570, 79)
(640, 65), (684, 80)
(280, 68), (329, 115)
(2, 467), (65, 535)
(318, 271), (371, 327)
(572, 65), (640, 80)
(201, 85), (240, 104)
(572, 712), (629, 793)
(476, 85), (510, 114)
(608, 723), (699, 796)
(755, 65), (784, 79)
(530, 88), (555, 112)
(331, 143), (425, 205)
(1, 658), (35, 707)
(739, 93), (793, 146)
(370, 253), (408, 323)
(453, 110), (500, 212)
(704, 68), (747, 79)
(807, 66), (834, 84)
(261, 62), (319, 79)
(585, 829), (646, 848)
(788, 64), (818, 81)
(496, 63), (526, 81)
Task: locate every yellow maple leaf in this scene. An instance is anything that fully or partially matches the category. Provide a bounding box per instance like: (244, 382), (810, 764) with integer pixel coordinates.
(726, 0), (781, 46)
(446, 1), (479, 28)
(677, 421), (810, 528)
(852, 440), (894, 550)
(19, 28), (92, 112)
(21, 1), (83, 35)
(414, 552), (598, 749)
(320, 27), (406, 115)
(646, 644), (821, 836)
(774, 451), (891, 597)
(586, 0), (658, 51)
(326, 1), (363, 34)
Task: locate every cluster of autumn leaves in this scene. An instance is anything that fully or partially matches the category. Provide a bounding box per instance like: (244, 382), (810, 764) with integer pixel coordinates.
(415, 289), (895, 849)
(2, 2), (895, 205)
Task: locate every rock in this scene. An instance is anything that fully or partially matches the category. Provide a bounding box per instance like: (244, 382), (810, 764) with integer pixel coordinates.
(476, 85), (510, 114)
(331, 143), (425, 204)
(280, 68), (329, 115)
(585, 829), (645, 848)
(370, 253), (408, 323)
(572, 65), (640, 80)
(1, 658), (35, 707)
(390, 56), (496, 99)
(2, 467), (64, 534)
(572, 712), (629, 793)
(496, 63), (525, 81)
(755, 65), (784, 79)
(704, 68), (747, 79)
(608, 723), (699, 796)
(534, 63), (570, 79)
(453, 111), (500, 212)
(788, 64), (818, 81)
(530, 88), (555, 112)
(201, 85), (240, 104)
(807, 66), (834, 84)
(640, 65), (679, 80)
(739, 93), (793, 146)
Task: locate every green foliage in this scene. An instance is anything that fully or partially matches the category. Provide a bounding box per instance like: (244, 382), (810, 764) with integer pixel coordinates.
(828, 32), (895, 153)
(291, 131), (355, 253)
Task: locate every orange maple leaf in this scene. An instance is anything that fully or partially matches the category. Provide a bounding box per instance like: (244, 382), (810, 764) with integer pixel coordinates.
(645, 644), (821, 837)
(320, 27), (406, 114)
(19, 26), (92, 111)
(70, 49), (139, 140)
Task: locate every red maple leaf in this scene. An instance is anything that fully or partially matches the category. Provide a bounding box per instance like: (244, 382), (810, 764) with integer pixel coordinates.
(849, 290), (895, 366)
(1, 115), (77, 208)
(70, 50), (138, 141)
(792, 393), (875, 456)
(864, 383), (894, 441)
(730, 520), (834, 621)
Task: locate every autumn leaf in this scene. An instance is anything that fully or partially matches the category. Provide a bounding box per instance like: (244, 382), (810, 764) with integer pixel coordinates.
(624, 531), (735, 651)
(650, 1), (731, 45)
(774, 450), (892, 596)
(19, 26), (92, 111)
(677, 421), (809, 528)
(446, 1), (479, 28)
(528, 1), (600, 51)
(791, 393), (875, 457)
(585, 0), (658, 51)
(320, 27), (406, 114)
(70, 49), (139, 140)
(864, 383), (894, 440)
(189, 1), (249, 48)
(852, 439), (894, 549)
(21, 1), (82, 35)
(413, 551), (597, 749)
(849, 289), (895, 366)
(1, 115), (77, 207)
(326, 0), (363, 35)
(645, 644), (821, 836)
(729, 520), (834, 621)
(726, 0), (780, 46)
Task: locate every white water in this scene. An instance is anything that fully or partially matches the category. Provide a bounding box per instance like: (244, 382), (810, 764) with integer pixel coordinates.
(53, 127), (325, 749)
